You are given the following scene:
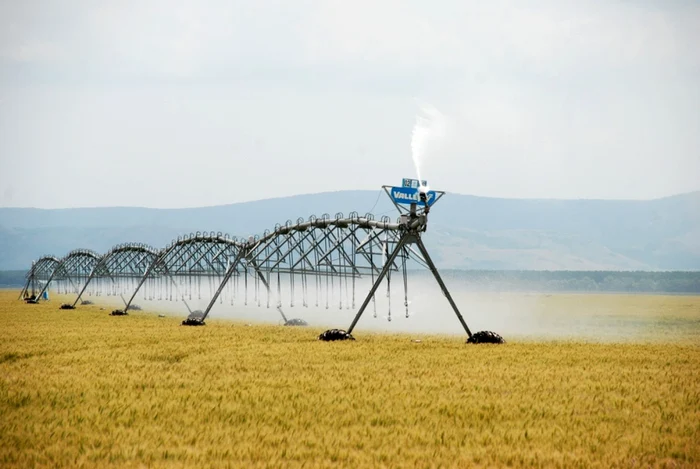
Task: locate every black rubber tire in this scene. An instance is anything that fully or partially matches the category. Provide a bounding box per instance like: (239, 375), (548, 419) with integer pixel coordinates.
(466, 331), (505, 344)
(182, 318), (206, 326)
(284, 318), (309, 326)
(318, 329), (355, 341)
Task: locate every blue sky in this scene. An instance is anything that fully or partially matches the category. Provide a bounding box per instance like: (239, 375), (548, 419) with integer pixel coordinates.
(1, 0), (698, 208)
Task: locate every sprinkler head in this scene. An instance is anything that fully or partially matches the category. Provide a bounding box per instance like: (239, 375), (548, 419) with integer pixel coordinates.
(418, 184), (430, 208)
(419, 188), (431, 215)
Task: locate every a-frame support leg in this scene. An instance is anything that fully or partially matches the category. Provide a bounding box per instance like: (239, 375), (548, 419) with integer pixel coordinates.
(34, 270), (57, 302)
(19, 274), (32, 300)
(347, 235), (408, 334)
(414, 237), (472, 338)
(201, 249), (246, 322)
(72, 266), (101, 307)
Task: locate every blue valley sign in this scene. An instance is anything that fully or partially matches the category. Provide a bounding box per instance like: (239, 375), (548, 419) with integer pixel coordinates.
(390, 179), (436, 206)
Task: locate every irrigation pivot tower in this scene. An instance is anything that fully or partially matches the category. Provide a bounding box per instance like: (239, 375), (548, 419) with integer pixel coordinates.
(315, 179), (503, 343)
(336, 181), (471, 336)
(22, 180), (504, 343)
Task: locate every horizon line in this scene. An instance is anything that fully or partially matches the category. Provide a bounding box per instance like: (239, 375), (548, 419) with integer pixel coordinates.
(1, 188), (698, 211)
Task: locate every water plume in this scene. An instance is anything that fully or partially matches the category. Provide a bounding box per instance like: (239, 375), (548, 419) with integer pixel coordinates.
(411, 103), (447, 184)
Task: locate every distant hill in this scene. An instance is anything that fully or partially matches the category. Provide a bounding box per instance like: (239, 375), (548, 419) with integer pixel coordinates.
(1, 190), (699, 271)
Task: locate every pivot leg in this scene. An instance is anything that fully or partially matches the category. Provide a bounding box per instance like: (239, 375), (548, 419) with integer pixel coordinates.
(72, 266), (101, 307)
(347, 235), (408, 334)
(201, 249), (246, 322)
(124, 249), (170, 313)
(19, 276), (32, 300)
(35, 270), (58, 302)
(414, 237), (472, 338)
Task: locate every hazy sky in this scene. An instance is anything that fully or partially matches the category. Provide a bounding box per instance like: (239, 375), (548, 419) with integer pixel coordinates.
(1, 0), (698, 208)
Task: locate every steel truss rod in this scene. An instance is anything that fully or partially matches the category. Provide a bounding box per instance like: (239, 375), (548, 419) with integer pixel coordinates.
(165, 242), (200, 274)
(19, 263), (37, 300)
(71, 245), (159, 307)
(254, 217), (400, 247)
(347, 234), (410, 334)
(124, 251), (168, 312)
(124, 273), (189, 314)
(288, 229), (322, 271)
(287, 229), (322, 271)
(318, 227), (362, 276)
(72, 269), (126, 308)
(350, 231), (382, 275)
(122, 236), (240, 311)
(72, 259), (117, 307)
(162, 269), (194, 314)
(34, 271), (58, 300)
(268, 228), (318, 271)
(190, 243), (221, 272)
(34, 251), (99, 302)
(21, 256), (58, 299)
(201, 248), (246, 322)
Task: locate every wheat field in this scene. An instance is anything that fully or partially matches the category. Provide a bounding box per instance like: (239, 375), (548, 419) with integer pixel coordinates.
(1, 290), (699, 468)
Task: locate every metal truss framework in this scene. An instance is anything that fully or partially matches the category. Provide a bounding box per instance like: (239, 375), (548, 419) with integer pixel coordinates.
(23, 191), (475, 338)
(71, 243), (161, 308)
(124, 232), (242, 317)
(119, 214), (413, 323)
(33, 249), (101, 301)
(202, 212), (414, 324)
(19, 255), (60, 299)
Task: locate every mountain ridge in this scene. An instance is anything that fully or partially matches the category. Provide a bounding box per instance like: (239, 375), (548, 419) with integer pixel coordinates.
(1, 190), (698, 271)
(2, 189), (698, 212)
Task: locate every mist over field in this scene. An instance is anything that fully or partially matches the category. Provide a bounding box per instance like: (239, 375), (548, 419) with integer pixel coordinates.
(75, 272), (699, 343)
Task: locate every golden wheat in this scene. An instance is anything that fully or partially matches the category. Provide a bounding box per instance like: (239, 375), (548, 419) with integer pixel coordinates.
(1, 291), (699, 468)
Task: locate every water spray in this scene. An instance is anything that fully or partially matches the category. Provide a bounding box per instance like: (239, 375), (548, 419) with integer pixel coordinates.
(411, 103), (447, 184)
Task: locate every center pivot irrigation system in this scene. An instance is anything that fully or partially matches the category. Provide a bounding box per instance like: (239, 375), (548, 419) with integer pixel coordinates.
(21, 180), (504, 344)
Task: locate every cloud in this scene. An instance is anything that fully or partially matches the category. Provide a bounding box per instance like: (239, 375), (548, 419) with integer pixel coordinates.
(0, 40), (66, 63)
(2, 1), (698, 80)
(0, 0), (698, 207)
